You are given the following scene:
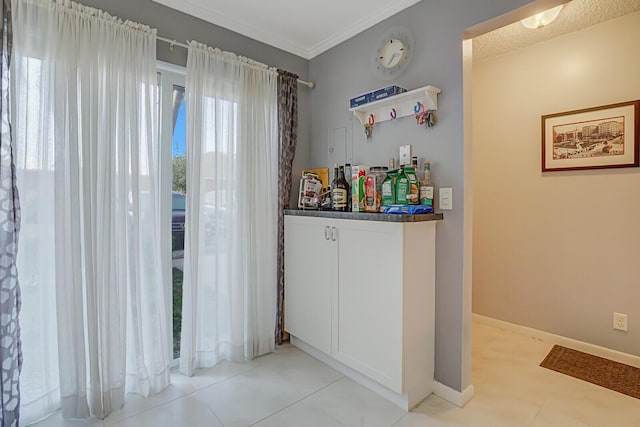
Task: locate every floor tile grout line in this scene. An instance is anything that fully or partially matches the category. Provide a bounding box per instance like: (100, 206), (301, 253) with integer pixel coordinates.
(203, 401), (226, 427)
(527, 395), (549, 427)
(104, 364), (260, 426)
(248, 375), (347, 426)
(104, 350), (332, 426)
(388, 411), (409, 427)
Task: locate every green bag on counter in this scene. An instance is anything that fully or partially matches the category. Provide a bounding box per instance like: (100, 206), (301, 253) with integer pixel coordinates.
(395, 169), (409, 205)
(381, 170), (398, 206)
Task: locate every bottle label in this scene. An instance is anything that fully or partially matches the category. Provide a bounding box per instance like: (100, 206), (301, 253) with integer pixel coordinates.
(332, 189), (347, 208)
(420, 185), (434, 206)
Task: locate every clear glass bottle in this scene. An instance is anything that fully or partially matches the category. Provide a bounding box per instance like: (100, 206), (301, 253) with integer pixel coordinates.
(420, 161), (434, 207)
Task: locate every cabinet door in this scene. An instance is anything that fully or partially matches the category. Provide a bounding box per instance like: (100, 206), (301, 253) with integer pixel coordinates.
(332, 220), (404, 393)
(284, 216), (335, 355)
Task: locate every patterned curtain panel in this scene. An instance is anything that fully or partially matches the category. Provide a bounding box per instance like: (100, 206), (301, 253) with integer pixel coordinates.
(0, 0), (22, 426)
(275, 70), (298, 344)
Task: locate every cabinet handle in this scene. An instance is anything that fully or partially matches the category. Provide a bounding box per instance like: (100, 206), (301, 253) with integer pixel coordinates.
(331, 226), (337, 241)
(324, 226), (330, 240)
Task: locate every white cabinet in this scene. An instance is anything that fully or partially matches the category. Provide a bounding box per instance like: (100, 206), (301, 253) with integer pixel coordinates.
(284, 216), (335, 355)
(284, 213), (437, 410)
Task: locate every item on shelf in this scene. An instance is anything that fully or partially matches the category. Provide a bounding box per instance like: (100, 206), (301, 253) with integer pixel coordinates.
(303, 167), (329, 193)
(344, 163), (352, 211)
(381, 169), (399, 206)
(331, 165), (349, 211)
(380, 204), (434, 214)
(350, 93), (370, 108)
(297, 172), (323, 209)
(372, 85), (407, 101)
(396, 165), (419, 206)
(420, 161), (434, 207)
(403, 165), (420, 205)
(364, 166), (388, 212)
(351, 165), (369, 212)
(349, 86), (407, 109)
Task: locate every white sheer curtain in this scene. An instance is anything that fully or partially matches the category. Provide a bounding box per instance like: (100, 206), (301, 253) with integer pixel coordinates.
(12, 0), (169, 422)
(180, 42), (278, 375)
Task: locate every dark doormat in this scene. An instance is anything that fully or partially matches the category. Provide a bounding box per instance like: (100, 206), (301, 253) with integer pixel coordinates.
(540, 345), (640, 400)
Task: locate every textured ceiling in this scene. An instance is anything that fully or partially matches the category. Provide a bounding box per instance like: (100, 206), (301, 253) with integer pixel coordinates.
(474, 0), (640, 61)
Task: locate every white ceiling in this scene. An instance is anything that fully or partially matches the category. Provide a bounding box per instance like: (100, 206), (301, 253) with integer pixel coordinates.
(474, 0), (640, 61)
(150, 0), (422, 59)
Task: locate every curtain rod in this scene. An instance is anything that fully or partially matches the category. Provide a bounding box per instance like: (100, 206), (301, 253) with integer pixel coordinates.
(157, 36), (315, 88)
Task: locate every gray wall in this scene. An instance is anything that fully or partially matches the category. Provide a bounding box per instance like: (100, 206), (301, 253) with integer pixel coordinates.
(81, 0), (311, 207)
(308, 0), (530, 391)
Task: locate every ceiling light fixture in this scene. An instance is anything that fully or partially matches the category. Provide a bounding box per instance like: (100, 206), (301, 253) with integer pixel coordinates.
(521, 5), (564, 29)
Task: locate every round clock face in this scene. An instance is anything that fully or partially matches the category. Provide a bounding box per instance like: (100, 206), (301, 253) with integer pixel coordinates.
(380, 39), (405, 68)
(373, 27), (413, 80)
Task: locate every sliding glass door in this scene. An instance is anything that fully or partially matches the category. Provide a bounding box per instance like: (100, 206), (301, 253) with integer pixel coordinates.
(158, 64), (187, 363)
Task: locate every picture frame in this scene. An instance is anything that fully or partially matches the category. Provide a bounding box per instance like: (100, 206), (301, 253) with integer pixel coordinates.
(542, 100), (640, 172)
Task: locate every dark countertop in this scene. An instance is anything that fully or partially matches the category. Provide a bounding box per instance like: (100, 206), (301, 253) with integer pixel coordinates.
(284, 209), (443, 223)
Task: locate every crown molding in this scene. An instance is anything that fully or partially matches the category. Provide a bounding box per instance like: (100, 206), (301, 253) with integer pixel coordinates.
(307, 0), (422, 59)
(151, 0), (423, 60)
(151, 0), (310, 59)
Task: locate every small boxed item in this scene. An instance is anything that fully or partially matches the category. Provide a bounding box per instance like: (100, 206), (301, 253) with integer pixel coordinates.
(297, 173), (323, 210)
(349, 93), (372, 109)
(381, 205), (434, 215)
(351, 165), (369, 212)
(364, 166), (388, 212)
(303, 167), (329, 193)
(372, 86), (407, 101)
(349, 86), (407, 109)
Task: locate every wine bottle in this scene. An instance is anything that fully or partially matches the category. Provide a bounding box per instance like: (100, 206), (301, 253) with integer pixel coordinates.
(332, 165), (349, 211)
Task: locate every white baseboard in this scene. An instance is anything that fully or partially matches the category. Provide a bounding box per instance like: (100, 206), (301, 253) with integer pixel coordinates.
(473, 313), (640, 368)
(291, 337), (414, 411)
(432, 381), (474, 407)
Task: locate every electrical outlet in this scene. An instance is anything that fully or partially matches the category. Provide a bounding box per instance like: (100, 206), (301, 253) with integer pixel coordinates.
(613, 312), (628, 332)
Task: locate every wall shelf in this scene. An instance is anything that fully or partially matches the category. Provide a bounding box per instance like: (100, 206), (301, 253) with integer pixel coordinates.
(349, 85), (441, 126)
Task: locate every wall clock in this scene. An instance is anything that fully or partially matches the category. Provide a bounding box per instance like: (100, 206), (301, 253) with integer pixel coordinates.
(372, 27), (414, 80)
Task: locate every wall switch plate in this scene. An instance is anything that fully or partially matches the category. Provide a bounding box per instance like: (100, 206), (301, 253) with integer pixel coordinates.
(613, 312), (628, 332)
(399, 145), (411, 166)
(439, 187), (453, 210)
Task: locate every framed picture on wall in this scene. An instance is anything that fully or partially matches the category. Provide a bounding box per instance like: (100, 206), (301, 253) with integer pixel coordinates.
(542, 100), (640, 172)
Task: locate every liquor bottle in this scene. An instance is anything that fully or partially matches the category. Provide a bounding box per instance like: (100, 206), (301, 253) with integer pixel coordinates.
(420, 161), (434, 207)
(412, 156), (423, 182)
(344, 163), (352, 211)
(332, 165), (349, 211)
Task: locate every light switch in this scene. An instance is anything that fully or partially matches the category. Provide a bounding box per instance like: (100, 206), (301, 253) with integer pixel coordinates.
(439, 187), (453, 210)
(399, 145), (412, 166)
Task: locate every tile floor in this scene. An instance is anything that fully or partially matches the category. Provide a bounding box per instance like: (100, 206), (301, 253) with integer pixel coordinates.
(31, 321), (640, 427)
